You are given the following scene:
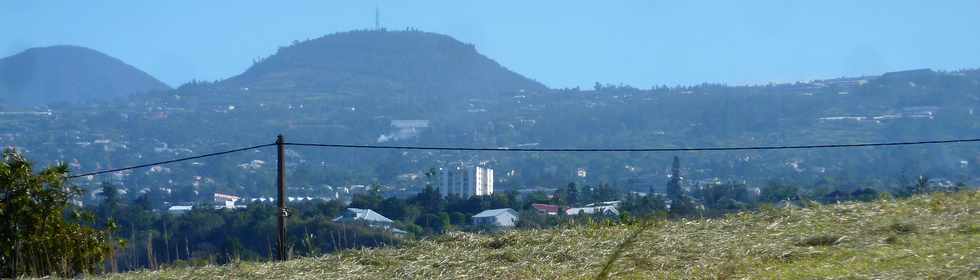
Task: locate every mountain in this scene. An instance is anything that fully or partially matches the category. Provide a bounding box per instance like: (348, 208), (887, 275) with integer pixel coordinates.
(5, 30), (980, 198)
(218, 30), (546, 95)
(0, 45), (171, 107)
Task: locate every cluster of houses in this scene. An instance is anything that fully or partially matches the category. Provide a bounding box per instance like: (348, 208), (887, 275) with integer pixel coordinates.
(166, 192), (331, 214)
(329, 200), (623, 236)
(311, 206), (524, 237)
(531, 201), (621, 217)
(328, 207), (521, 235)
(166, 192), (248, 214)
(164, 165), (624, 236)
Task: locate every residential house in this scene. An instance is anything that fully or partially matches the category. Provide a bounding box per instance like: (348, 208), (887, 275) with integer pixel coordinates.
(531, 203), (561, 215)
(333, 208), (394, 227)
(213, 192), (243, 209)
(333, 208), (406, 236)
(472, 208), (519, 228)
(584, 201), (621, 207)
(565, 205), (620, 217)
(168, 205), (193, 214)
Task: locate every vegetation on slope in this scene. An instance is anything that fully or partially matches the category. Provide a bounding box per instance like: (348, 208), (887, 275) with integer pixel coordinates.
(107, 191), (979, 279)
(0, 149), (111, 278)
(7, 31), (980, 199)
(220, 30), (546, 95)
(0, 45), (170, 106)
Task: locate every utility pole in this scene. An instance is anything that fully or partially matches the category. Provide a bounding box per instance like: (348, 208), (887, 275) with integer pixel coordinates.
(375, 7), (380, 30)
(276, 134), (288, 261)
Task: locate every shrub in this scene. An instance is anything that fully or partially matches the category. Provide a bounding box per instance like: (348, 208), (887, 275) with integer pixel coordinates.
(795, 234), (843, 247)
(0, 148), (112, 277)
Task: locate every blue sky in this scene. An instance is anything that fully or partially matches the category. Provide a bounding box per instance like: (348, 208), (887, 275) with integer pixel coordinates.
(2, 1), (979, 88)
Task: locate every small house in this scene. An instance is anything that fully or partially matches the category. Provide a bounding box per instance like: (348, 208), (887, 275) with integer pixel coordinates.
(168, 205), (193, 214)
(565, 205), (619, 217)
(333, 208), (407, 237)
(531, 203), (561, 215)
(213, 193), (243, 209)
(333, 208), (394, 228)
(472, 208), (519, 227)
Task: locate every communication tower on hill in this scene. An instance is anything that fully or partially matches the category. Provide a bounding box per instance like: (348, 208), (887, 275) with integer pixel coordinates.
(375, 7), (381, 30)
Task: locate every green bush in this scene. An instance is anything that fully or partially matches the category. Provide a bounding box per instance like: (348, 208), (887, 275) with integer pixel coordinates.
(0, 148), (112, 277)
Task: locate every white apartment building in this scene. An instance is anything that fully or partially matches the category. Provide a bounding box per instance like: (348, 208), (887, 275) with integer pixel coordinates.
(438, 165), (494, 198)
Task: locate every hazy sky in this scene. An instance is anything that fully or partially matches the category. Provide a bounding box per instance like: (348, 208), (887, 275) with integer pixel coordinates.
(3, 1), (979, 88)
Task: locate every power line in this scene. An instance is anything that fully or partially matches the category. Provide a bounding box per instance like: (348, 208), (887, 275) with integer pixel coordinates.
(284, 138), (980, 152)
(65, 137), (980, 179)
(68, 143), (275, 179)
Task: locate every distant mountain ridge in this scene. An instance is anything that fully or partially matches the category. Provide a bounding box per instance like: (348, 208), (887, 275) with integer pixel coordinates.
(218, 30), (546, 95)
(0, 45), (171, 107)
(5, 30), (980, 198)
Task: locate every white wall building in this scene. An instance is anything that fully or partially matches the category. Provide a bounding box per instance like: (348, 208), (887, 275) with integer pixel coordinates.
(213, 193), (242, 209)
(472, 208), (518, 228)
(565, 205), (619, 217)
(439, 165), (494, 198)
(168, 205), (193, 214)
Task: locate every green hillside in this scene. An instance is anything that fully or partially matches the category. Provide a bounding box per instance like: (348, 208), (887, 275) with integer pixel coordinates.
(219, 30), (546, 96)
(7, 31), (980, 198)
(106, 191), (979, 279)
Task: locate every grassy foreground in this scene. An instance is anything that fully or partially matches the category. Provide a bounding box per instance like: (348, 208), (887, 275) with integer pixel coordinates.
(108, 191), (979, 279)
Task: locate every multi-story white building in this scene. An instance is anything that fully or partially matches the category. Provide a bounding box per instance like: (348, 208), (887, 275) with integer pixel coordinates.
(438, 165), (494, 198)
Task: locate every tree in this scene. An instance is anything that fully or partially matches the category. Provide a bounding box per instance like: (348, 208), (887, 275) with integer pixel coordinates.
(349, 188), (383, 210)
(760, 182), (799, 203)
(98, 182), (123, 218)
(850, 188), (880, 202)
(565, 183), (579, 206)
(424, 168), (438, 189)
(666, 156), (683, 200)
(621, 193), (666, 217)
(669, 195), (699, 218)
(489, 192), (515, 209)
(914, 175), (929, 194)
(449, 212), (468, 225)
(700, 182), (751, 210)
(0, 148), (112, 277)
(378, 196), (407, 221)
(412, 185), (444, 213)
(415, 213), (447, 233)
(582, 183), (621, 204)
(522, 191), (550, 209)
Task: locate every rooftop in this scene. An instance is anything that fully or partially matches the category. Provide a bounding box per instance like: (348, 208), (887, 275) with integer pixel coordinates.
(333, 208), (394, 224)
(473, 208), (517, 218)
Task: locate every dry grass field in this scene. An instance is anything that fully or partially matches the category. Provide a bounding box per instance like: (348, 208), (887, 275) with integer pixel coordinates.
(106, 191), (979, 279)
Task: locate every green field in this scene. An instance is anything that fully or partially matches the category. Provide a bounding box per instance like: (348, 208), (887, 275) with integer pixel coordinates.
(106, 191), (979, 279)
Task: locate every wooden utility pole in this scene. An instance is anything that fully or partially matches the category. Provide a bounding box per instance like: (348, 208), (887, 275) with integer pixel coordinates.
(276, 134), (288, 261)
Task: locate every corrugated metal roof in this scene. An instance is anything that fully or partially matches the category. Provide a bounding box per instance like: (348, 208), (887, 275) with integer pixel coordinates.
(531, 203), (560, 213)
(168, 205), (193, 211)
(333, 208), (394, 223)
(565, 206), (619, 216)
(473, 208), (518, 218)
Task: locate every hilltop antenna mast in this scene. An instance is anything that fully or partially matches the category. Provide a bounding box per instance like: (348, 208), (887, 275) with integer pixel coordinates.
(375, 7), (380, 30)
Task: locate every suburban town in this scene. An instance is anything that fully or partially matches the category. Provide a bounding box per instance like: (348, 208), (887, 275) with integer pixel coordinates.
(3, 2), (979, 278)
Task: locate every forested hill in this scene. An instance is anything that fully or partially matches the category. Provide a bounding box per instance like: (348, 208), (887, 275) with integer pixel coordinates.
(218, 30), (546, 96)
(4, 30), (980, 199)
(0, 45), (171, 107)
